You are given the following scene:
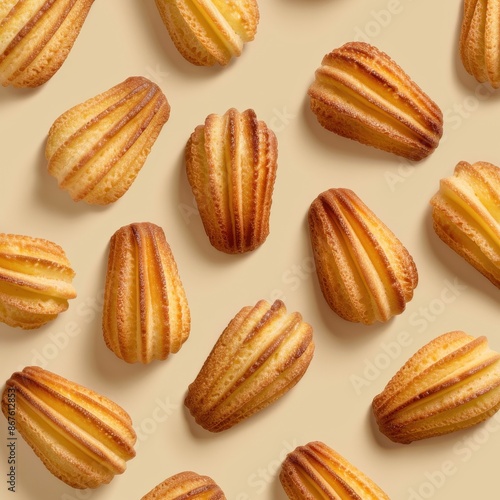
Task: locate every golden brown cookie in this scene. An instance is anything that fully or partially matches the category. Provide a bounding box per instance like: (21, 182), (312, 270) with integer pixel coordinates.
(1, 366), (136, 488)
(460, 0), (500, 87)
(430, 161), (500, 288)
(0, 0), (94, 87)
(185, 299), (314, 432)
(372, 331), (500, 444)
(141, 471), (226, 499)
(102, 222), (190, 363)
(154, 0), (259, 66)
(280, 441), (390, 500)
(308, 188), (418, 324)
(308, 42), (443, 160)
(0, 233), (76, 329)
(46, 76), (170, 205)
(185, 108), (278, 254)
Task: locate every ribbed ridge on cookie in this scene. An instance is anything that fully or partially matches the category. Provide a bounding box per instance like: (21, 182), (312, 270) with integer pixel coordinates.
(186, 108), (278, 254)
(430, 161), (500, 288)
(154, 0), (259, 66)
(0, 233), (76, 329)
(308, 42), (443, 160)
(460, 0), (500, 88)
(185, 300), (314, 432)
(0, 0), (94, 87)
(46, 76), (170, 205)
(372, 331), (500, 444)
(141, 471), (226, 500)
(103, 222), (190, 364)
(280, 441), (390, 500)
(1, 367), (136, 488)
(308, 188), (418, 325)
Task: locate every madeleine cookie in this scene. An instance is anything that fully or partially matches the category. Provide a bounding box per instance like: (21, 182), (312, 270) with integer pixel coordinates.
(0, 233), (76, 329)
(186, 108), (278, 253)
(1, 366), (136, 488)
(372, 331), (500, 444)
(308, 42), (443, 160)
(141, 471), (226, 499)
(155, 0), (259, 66)
(185, 300), (314, 432)
(46, 76), (170, 205)
(308, 188), (418, 324)
(0, 0), (94, 87)
(102, 222), (190, 364)
(430, 161), (500, 288)
(280, 441), (390, 500)
(460, 0), (500, 88)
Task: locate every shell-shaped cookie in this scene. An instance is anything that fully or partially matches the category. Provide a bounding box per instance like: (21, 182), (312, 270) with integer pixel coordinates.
(155, 0), (259, 66)
(0, 233), (76, 329)
(308, 42), (443, 161)
(141, 471), (226, 500)
(0, 0), (94, 87)
(102, 222), (190, 364)
(460, 0), (500, 88)
(1, 366), (136, 488)
(430, 161), (500, 288)
(308, 188), (418, 325)
(185, 108), (278, 254)
(280, 441), (390, 500)
(46, 76), (170, 205)
(372, 331), (500, 444)
(185, 299), (314, 432)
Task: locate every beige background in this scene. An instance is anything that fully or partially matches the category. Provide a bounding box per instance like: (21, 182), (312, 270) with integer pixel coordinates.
(1, 0), (499, 499)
